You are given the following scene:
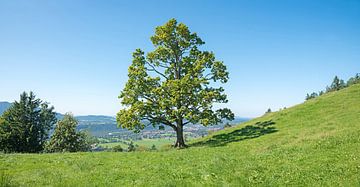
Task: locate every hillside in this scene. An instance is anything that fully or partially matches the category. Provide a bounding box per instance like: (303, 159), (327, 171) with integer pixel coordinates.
(1, 84), (360, 186)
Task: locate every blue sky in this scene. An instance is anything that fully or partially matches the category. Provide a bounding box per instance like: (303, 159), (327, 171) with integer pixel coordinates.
(0, 0), (359, 117)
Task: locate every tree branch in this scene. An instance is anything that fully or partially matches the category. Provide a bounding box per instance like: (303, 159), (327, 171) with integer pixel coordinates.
(143, 116), (176, 130)
(145, 61), (168, 80)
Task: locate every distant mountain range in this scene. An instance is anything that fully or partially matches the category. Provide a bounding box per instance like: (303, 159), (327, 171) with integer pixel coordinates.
(0, 102), (114, 122)
(0, 101), (12, 115)
(0, 101), (250, 137)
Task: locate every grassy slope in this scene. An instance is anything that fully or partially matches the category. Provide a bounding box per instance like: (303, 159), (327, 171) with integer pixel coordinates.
(99, 138), (176, 149)
(1, 84), (360, 186)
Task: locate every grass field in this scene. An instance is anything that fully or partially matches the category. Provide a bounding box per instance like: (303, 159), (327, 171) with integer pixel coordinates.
(1, 84), (360, 186)
(98, 138), (176, 149)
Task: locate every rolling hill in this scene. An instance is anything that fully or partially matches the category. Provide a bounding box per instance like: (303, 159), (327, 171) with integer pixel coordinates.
(1, 102), (249, 137)
(0, 84), (359, 186)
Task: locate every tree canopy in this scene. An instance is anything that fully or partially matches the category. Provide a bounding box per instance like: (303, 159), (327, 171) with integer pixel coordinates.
(117, 18), (234, 147)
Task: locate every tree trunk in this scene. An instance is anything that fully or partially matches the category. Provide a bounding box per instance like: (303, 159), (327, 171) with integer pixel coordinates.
(174, 126), (186, 148)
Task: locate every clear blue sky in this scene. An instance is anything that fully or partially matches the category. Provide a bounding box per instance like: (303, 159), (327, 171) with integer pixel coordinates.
(0, 0), (359, 117)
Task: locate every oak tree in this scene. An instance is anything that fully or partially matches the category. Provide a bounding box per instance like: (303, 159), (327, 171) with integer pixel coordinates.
(117, 19), (234, 148)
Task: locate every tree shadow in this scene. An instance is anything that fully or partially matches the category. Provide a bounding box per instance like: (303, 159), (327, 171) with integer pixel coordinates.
(191, 120), (278, 147)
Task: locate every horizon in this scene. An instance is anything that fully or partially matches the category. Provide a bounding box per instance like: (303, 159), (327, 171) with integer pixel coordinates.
(0, 101), (251, 120)
(1, 0), (359, 117)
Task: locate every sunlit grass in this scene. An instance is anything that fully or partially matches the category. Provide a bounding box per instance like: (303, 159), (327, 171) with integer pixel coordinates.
(98, 138), (176, 149)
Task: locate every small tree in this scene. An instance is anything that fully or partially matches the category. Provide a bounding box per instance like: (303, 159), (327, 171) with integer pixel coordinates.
(224, 123), (232, 128)
(266, 108), (272, 113)
(340, 79), (346, 89)
(117, 19), (234, 148)
(150, 144), (157, 151)
(0, 91), (56, 153)
(327, 76), (346, 92)
(46, 113), (90, 152)
(127, 141), (136, 152)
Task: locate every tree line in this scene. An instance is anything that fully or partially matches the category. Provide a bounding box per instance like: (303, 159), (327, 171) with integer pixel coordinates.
(305, 74), (360, 100)
(0, 91), (93, 153)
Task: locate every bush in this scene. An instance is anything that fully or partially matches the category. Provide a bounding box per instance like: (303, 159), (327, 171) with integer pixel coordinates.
(112, 145), (124, 152)
(150, 144), (157, 151)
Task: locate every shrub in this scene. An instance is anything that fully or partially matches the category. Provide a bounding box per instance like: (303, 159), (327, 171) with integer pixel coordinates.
(112, 145), (124, 152)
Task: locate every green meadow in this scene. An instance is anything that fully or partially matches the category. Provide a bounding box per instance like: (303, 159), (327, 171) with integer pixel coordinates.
(98, 138), (176, 149)
(1, 84), (360, 186)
